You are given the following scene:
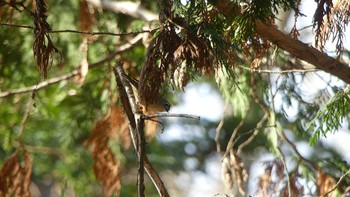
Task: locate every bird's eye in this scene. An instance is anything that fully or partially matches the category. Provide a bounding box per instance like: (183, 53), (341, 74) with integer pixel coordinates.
(164, 103), (171, 112)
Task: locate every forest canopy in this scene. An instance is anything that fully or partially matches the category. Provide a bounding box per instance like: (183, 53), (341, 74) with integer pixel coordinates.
(1, 0), (350, 196)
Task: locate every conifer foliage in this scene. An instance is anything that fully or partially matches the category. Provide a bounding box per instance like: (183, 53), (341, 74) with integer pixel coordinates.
(1, 0), (350, 196)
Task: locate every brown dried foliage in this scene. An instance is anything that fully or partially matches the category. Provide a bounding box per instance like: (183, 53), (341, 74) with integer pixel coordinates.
(256, 159), (304, 196)
(79, 0), (93, 32)
(313, 0), (333, 48)
(221, 152), (248, 196)
(85, 108), (130, 196)
(79, 0), (95, 40)
(136, 0), (213, 107)
(139, 20), (212, 106)
(0, 149), (32, 197)
(317, 169), (336, 196)
(0, 0), (17, 22)
(33, 0), (59, 78)
(315, 0), (350, 54)
(290, 0), (302, 39)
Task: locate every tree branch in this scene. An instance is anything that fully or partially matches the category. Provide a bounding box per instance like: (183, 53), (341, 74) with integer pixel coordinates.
(214, 0), (350, 84)
(255, 20), (350, 84)
(0, 23), (157, 36)
(113, 63), (170, 197)
(0, 34), (143, 98)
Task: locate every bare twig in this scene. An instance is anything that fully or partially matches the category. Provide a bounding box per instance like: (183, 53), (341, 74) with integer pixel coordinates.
(0, 71), (78, 98)
(50, 28), (158, 36)
(0, 23), (34, 29)
(137, 116), (146, 197)
(230, 125), (276, 150)
(0, 23), (158, 36)
(17, 93), (35, 144)
(237, 65), (319, 74)
(113, 63), (170, 197)
(145, 113), (200, 120)
(223, 107), (250, 158)
(0, 34), (143, 98)
(12, 141), (64, 158)
(280, 131), (318, 170)
(114, 63), (146, 197)
(215, 103), (228, 152)
(237, 114), (268, 155)
(277, 146), (291, 197)
(237, 75), (270, 154)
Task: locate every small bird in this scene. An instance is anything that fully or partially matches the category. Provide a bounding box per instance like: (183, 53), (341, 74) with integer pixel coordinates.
(122, 73), (171, 115)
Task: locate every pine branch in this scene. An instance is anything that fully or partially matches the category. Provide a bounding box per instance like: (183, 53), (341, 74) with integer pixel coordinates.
(307, 85), (350, 145)
(213, 0), (350, 84)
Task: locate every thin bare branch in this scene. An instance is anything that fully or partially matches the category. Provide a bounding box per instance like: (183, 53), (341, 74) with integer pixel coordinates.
(0, 23), (34, 29)
(12, 141), (64, 158)
(0, 34), (143, 98)
(277, 146), (291, 197)
(49, 28), (158, 36)
(213, 0), (350, 84)
(280, 131), (318, 170)
(17, 94), (35, 144)
(0, 71), (78, 98)
(145, 113), (200, 120)
(113, 63), (170, 197)
(324, 169), (350, 196)
(237, 65), (319, 74)
(223, 107), (250, 158)
(137, 116), (146, 197)
(215, 103), (229, 152)
(237, 114), (268, 155)
(0, 23), (158, 36)
(237, 75), (270, 154)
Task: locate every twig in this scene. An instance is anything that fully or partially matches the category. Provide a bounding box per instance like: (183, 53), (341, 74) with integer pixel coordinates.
(0, 23), (34, 29)
(223, 107), (250, 158)
(0, 71), (78, 98)
(137, 116), (146, 197)
(50, 29), (158, 36)
(237, 64), (319, 74)
(114, 64), (145, 196)
(12, 141), (64, 158)
(237, 114), (268, 155)
(280, 131), (317, 170)
(237, 75), (270, 154)
(0, 34), (143, 98)
(0, 23), (158, 36)
(215, 103), (228, 152)
(145, 113), (200, 120)
(113, 63), (170, 197)
(230, 125), (276, 151)
(277, 146), (291, 197)
(17, 93), (35, 144)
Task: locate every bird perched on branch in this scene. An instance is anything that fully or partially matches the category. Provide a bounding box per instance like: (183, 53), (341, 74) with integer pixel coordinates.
(122, 73), (171, 115)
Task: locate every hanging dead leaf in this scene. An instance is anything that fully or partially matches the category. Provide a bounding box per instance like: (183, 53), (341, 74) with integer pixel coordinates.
(221, 152), (248, 196)
(32, 0), (60, 78)
(0, 149), (32, 197)
(79, 0), (96, 40)
(317, 169), (336, 196)
(85, 107), (130, 150)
